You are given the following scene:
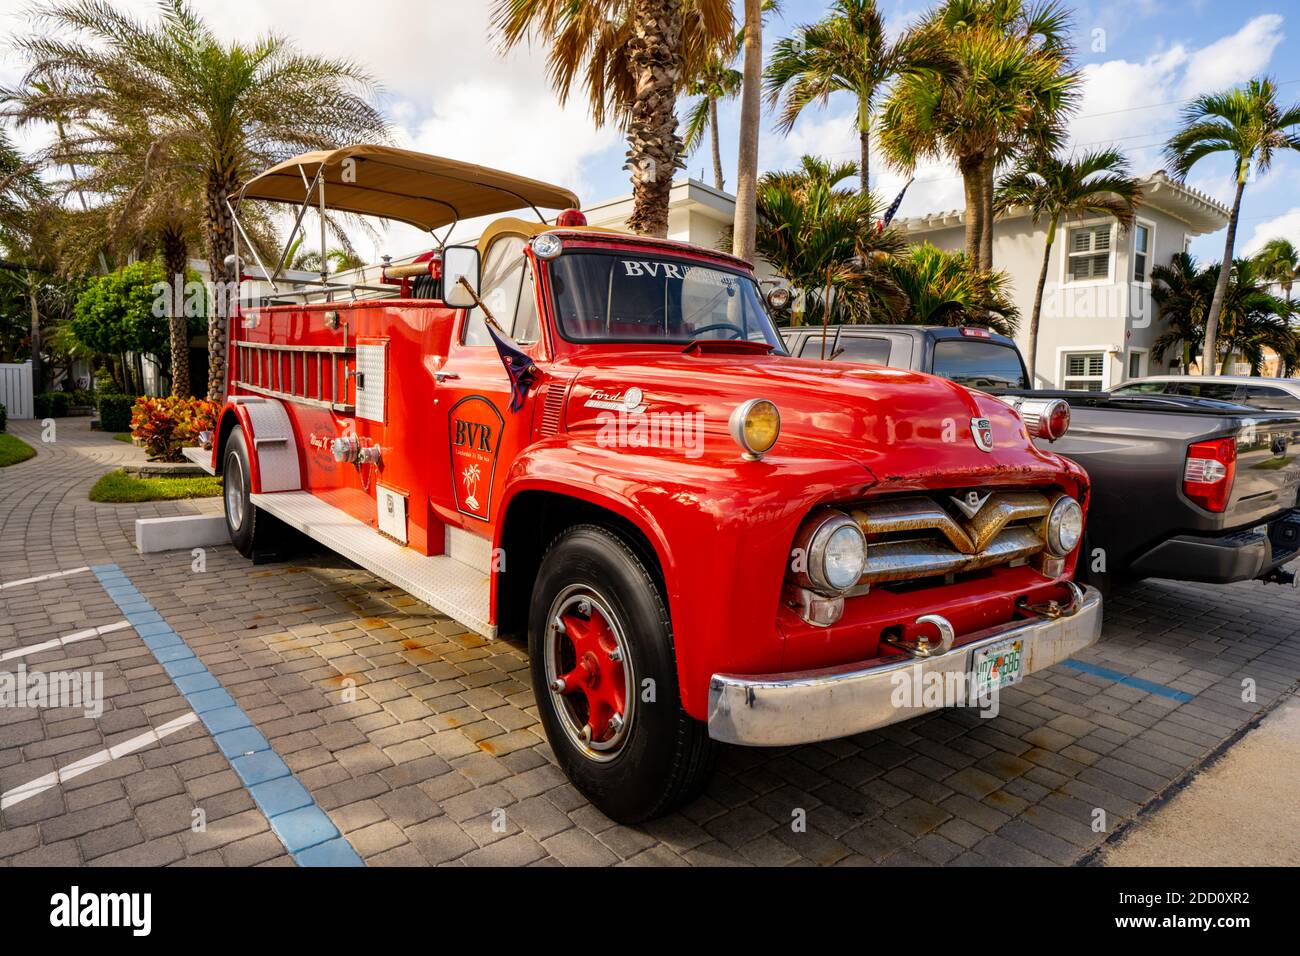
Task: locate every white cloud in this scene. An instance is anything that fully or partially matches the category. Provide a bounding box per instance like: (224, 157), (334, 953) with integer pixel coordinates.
(1241, 206), (1300, 257)
(1178, 14), (1285, 99)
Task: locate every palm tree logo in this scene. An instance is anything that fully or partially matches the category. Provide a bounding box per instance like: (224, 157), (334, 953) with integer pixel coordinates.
(462, 464), (482, 511)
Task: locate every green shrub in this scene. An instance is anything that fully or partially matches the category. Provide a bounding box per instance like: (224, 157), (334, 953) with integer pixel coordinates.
(97, 394), (134, 432)
(71, 388), (95, 407)
(130, 396), (219, 461)
(0, 402), (6, 433)
(34, 392), (73, 418)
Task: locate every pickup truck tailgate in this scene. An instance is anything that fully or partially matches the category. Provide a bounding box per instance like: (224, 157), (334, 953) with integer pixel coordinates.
(1230, 416), (1300, 522)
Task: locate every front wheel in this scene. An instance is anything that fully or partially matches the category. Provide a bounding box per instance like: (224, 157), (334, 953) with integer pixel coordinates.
(222, 429), (285, 558)
(529, 524), (715, 823)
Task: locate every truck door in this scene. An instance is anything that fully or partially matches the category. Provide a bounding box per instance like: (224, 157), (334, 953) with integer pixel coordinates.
(433, 235), (542, 529)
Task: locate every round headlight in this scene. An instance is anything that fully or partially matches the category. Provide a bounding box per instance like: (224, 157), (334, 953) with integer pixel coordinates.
(1045, 496), (1083, 557)
(729, 398), (780, 459)
(531, 233), (563, 259)
(794, 511), (866, 595)
(766, 286), (793, 311)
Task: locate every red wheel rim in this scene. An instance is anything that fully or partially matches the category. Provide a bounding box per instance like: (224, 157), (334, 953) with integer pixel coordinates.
(544, 587), (634, 761)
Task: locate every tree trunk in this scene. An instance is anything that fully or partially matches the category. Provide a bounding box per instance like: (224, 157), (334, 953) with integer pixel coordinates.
(979, 158), (996, 270)
(205, 164), (239, 401)
(960, 156), (983, 264)
(161, 221), (190, 398)
(709, 98), (724, 190)
(858, 95), (870, 196)
(626, 0), (685, 238)
(27, 278), (41, 395)
(1027, 221), (1056, 385)
(1202, 177), (1246, 375)
(731, 0), (762, 262)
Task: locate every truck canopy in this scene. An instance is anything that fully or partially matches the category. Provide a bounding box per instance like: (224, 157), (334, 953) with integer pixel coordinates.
(239, 144), (581, 231)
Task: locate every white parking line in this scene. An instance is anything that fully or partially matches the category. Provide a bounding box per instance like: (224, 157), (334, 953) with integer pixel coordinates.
(0, 712), (200, 810)
(0, 620), (132, 662)
(0, 567), (91, 591)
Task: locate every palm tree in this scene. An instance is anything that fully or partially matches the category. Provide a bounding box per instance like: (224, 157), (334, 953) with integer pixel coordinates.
(683, 54), (741, 190)
(1165, 77), (1300, 376)
(880, 0), (1077, 269)
(0, 128), (54, 391)
(492, 0), (733, 239)
(1255, 237), (1298, 302)
(994, 147), (1140, 382)
(752, 155), (904, 335)
(1150, 251), (1210, 373)
(730, 0), (766, 264)
(881, 244), (1019, 336)
(7, 0), (389, 400)
(765, 0), (945, 196)
(1212, 257), (1296, 374)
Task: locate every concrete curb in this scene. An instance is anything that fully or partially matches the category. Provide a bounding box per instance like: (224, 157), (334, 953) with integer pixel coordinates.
(135, 514), (228, 553)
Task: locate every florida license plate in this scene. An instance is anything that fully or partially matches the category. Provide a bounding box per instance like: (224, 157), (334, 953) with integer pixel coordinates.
(972, 637), (1024, 698)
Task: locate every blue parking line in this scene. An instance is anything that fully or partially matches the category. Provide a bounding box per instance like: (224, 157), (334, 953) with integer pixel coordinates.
(91, 565), (363, 867)
(1059, 659), (1195, 703)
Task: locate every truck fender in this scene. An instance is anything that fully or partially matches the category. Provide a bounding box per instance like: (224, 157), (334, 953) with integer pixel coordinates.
(214, 397), (302, 494)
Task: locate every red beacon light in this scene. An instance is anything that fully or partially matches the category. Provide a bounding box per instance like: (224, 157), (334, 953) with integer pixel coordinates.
(555, 208), (587, 227)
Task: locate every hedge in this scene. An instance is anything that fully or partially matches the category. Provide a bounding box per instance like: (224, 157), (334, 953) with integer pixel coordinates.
(33, 392), (71, 419)
(97, 394), (135, 433)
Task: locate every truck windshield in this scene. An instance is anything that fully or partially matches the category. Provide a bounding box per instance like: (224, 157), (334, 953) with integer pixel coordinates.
(549, 253), (785, 348)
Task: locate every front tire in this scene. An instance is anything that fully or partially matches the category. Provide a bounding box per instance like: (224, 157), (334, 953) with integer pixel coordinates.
(529, 524), (715, 823)
(222, 429), (284, 558)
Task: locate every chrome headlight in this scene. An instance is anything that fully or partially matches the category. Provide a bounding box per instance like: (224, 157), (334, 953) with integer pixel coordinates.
(729, 398), (780, 459)
(792, 510), (866, 595)
(1045, 496), (1083, 557)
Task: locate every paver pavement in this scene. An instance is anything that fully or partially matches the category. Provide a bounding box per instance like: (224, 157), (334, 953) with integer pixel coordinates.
(1, 417), (1297, 866)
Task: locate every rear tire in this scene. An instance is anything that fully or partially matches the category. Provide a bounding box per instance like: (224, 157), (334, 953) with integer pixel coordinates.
(529, 524), (715, 823)
(222, 429), (284, 558)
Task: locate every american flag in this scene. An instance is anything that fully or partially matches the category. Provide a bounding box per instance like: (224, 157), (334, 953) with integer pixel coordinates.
(878, 176), (914, 229)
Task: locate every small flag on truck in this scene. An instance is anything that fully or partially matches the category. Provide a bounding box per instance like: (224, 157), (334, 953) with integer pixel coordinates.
(487, 322), (539, 413)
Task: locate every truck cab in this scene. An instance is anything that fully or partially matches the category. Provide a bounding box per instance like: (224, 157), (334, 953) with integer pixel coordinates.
(202, 146), (1101, 823)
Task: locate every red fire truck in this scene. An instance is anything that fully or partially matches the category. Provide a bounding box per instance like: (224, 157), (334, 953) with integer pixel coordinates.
(197, 145), (1102, 822)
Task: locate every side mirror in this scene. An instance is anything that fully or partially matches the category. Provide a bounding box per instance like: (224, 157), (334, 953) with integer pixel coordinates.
(443, 245), (481, 308)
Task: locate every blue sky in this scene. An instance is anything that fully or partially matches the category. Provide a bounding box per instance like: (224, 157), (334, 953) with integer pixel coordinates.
(2, 1), (1297, 263)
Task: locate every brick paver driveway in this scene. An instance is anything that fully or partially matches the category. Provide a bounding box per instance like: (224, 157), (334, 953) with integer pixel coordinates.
(2, 417), (1297, 866)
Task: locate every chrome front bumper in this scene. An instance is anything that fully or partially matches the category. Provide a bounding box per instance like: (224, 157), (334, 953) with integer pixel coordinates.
(707, 585), (1103, 747)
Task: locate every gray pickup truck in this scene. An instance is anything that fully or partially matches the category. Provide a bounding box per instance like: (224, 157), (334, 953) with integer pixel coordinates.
(783, 324), (1300, 591)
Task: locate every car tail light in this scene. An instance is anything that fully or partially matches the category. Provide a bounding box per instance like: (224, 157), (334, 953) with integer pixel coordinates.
(1184, 438), (1237, 513)
(1013, 398), (1071, 441)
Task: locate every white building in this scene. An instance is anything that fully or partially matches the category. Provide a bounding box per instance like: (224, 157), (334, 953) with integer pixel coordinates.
(894, 172), (1230, 389)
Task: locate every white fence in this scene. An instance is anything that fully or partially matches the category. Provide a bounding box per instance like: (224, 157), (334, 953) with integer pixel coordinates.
(0, 361), (34, 420)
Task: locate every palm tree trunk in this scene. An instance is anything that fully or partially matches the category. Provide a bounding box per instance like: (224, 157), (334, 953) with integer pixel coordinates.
(858, 95), (870, 196)
(708, 98), (724, 190)
(1202, 177), (1246, 375)
(1027, 222), (1056, 385)
(979, 158), (995, 270)
(27, 278), (41, 394)
(626, 0), (685, 238)
(731, 0), (762, 262)
(205, 164), (239, 402)
(960, 157), (983, 264)
(161, 221), (190, 398)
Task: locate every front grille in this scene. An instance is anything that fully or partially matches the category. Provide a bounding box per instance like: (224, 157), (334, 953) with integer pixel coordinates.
(849, 490), (1052, 585)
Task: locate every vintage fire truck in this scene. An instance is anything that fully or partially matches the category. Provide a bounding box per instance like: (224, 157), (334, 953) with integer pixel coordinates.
(196, 145), (1102, 822)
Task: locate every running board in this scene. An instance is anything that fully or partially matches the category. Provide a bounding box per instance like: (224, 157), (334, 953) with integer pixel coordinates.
(250, 491), (495, 639)
(182, 446), (217, 475)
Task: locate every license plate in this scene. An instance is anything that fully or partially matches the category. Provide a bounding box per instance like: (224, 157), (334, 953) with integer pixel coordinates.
(972, 637), (1024, 698)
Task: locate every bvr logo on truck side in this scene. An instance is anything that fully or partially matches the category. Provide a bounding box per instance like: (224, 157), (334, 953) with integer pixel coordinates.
(455, 419), (494, 451)
(449, 395), (504, 522)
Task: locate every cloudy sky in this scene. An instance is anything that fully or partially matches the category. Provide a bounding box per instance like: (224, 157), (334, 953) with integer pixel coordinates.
(2, 0), (1298, 263)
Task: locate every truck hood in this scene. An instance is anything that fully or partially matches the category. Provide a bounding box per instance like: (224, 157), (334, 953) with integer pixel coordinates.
(561, 351), (1071, 492)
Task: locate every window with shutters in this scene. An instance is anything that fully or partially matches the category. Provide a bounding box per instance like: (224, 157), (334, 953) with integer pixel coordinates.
(1062, 351), (1106, 390)
(1065, 224), (1112, 282)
